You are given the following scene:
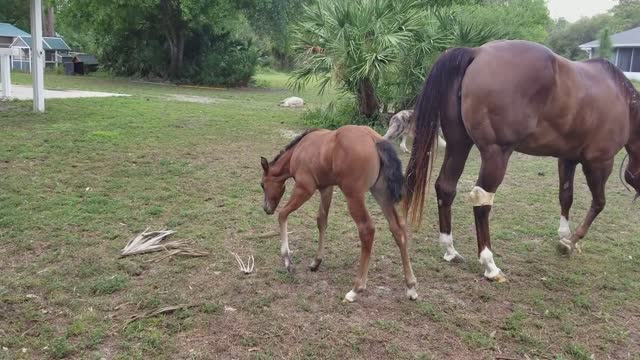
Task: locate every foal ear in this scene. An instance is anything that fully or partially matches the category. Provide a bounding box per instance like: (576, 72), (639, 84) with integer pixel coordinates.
(260, 157), (269, 172)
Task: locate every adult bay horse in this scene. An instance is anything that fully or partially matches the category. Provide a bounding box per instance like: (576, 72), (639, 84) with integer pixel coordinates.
(405, 40), (640, 282)
(260, 125), (418, 302)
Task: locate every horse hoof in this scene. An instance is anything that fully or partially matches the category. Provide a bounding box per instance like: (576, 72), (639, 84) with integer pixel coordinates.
(488, 272), (508, 283)
(406, 287), (418, 300)
(558, 229), (572, 240)
(309, 259), (322, 272)
(444, 252), (466, 263)
(558, 238), (580, 255)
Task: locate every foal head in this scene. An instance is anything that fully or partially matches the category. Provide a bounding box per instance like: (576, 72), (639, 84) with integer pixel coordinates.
(260, 157), (286, 215)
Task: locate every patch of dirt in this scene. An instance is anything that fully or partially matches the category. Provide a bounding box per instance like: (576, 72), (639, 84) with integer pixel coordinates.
(279, 129), (300, 140)
(166, 94), (224, 104)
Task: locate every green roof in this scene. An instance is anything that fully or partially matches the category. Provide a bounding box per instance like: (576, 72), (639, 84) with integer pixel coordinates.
(11, 36), (71, 51)
(0, 23), (29, 37)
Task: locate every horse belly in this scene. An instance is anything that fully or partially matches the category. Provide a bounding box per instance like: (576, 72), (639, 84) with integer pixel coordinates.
(515, 132), (581, 158)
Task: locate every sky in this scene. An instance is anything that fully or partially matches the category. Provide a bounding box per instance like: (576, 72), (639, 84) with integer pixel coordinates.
(546, 0), (617, 22)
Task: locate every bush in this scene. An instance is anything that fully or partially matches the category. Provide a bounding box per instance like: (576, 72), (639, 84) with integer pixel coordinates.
(302, 98), (387, 133)
(183, 31), (258, 87)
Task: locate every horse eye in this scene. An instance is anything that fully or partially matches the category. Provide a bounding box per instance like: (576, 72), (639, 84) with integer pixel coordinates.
(260, 183), (264, 189)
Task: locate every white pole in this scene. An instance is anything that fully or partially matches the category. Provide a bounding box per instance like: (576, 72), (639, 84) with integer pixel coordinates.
(1, 55), (11, 99)
(31, 0), (45, 112)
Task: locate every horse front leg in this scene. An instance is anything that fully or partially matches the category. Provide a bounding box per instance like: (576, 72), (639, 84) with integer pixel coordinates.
(471, 145), (512, 283)
(557, 159), (578, 239)
(558, 160), (613, 254)
(278, 184), (314, 272)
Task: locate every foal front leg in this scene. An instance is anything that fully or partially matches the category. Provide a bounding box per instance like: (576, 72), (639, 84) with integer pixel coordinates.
(471, 145), (511, 282)
(278, 184), (313, 271)
(343, 193), (375, 303)
(558, 160), (613, 254)
(557, 159), (578, 239)
(310, 186), (333, 271)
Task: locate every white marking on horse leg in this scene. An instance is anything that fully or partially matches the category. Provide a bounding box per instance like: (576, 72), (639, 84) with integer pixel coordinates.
(406, 287), (418, 300)
(469, 186), (495, 206)
(479, 247), (501, 279)
(400, 135), (409, 153)
(279, 219), (292, 269)
(437, 135), (447, 148)
(558, 216), (571, 239)
(344, 289), (358, 303)
(439, 233), (463, 262)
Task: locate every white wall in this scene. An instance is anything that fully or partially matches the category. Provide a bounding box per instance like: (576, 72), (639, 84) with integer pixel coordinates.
(624, 72), (640, 81)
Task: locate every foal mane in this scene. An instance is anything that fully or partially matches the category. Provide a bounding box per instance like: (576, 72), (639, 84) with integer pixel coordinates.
(586, 58), (640, 120)
(271, 128), (320, 164)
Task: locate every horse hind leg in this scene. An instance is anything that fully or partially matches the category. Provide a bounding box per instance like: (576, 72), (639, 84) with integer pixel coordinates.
(557, 159), (578, 239)
(471, 145), (512, 282)
(558, 160), (613, 255)
(371, 185), (418, 300)
(343, 193), (375, 303)
(435, 136), (472, 264)
(310, 186), (333, 271)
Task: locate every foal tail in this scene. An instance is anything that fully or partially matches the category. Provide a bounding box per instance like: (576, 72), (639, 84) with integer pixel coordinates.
(376, 140), (404, 204)
(404, 47), (476, 227)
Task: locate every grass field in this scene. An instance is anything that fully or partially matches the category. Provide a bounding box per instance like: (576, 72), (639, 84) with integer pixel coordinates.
(1, 71), (639, 360)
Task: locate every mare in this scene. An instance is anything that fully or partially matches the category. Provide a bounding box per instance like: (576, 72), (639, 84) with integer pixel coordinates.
(404, 40), (640, 282)
(260, 125), (418, 302)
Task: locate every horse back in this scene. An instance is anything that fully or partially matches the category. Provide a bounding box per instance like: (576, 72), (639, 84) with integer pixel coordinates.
(461, 40), (629, 159)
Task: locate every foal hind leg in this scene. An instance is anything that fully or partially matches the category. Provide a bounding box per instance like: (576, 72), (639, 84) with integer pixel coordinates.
(371, 188), (418, 300)
(310, 186), (334, 271)
(471, 145), (511, 282)
(558, 160), (613, 254)
(557, 159), (578, 239)
(343, 193), (375, 303)
(435, 142), (472, 263)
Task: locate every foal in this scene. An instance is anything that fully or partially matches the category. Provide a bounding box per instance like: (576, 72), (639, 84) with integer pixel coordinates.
(260, 125), (417, 302)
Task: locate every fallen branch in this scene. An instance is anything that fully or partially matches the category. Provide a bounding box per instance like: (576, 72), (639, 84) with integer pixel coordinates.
(120, 228), (207, 258)
(245, 231), (293, 240)
(119, 304), (200, 329)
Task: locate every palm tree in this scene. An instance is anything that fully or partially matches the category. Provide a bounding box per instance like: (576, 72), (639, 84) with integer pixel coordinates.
(289, 0), (503, 118)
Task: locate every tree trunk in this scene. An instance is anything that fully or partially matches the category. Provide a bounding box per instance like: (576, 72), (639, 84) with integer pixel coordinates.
(160, 0), (186, 79)
(357, 78), (379, 118)
(44, 6), (55, 37)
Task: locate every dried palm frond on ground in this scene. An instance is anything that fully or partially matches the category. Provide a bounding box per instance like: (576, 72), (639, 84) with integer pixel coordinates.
(120, 228), (208, 259)
(117, 304), (200, 329)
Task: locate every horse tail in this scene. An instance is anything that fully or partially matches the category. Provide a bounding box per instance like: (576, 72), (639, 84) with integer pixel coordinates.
(404, 47), (476, 227)
(376, 140), (404, 204)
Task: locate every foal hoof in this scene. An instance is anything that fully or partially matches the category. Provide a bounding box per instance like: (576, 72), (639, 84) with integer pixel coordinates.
(406, 287), (418, 301)
(308, 259), (322, 272)
(343, 289), (358, 303)
(487, 272), (508, 284)
(558, 238), (582, 255)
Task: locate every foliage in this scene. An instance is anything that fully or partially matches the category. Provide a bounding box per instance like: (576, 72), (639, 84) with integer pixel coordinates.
(56, 0), (288, 85)
(469, 0), (551, 43)
(0, 0), (30, 31)
(547, 0), (640, 61)
(301, 98), (381, 130)
(289, 0), (511, 119)
(598, 27), (613, 59)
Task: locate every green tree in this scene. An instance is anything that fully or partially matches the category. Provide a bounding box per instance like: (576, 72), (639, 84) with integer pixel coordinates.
(598, 27), (613, 59)
(289, 0), (504, 118)
(611, 0), (640, 30)
(0, 0), (30, 31)
(546, 14), (613, 60)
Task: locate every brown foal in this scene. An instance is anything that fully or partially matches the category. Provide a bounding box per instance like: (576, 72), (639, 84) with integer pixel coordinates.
(405, 40), (640, 282)
(260, 125), (418, 302)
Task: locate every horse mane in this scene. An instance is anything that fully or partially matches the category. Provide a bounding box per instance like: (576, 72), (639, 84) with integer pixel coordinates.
(271, 128), (319, 164)
(585, 58), (640, 120)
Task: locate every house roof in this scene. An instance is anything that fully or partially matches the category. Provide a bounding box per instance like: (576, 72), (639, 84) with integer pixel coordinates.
(73, 54), (98, 65)
(580, 26), (640, 49)
(0, 23), (29, 37)
(10, 36), (71, 51)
